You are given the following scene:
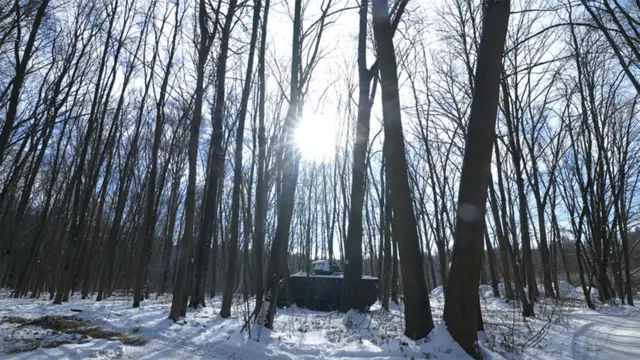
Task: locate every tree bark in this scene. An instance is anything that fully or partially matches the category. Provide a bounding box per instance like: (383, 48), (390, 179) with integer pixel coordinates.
(372, 0), (434, 340)
(341, 0), (373, 313)
(443, 1), (510, 356)
(484, 225), (500, 298)
(262, 0), (303, 330)
(251, 0), (271, 319)
(220, 0), (257, 318)
(169, 0), (212, 321)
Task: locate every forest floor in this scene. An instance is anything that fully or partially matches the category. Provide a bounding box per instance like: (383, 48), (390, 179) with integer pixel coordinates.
(0, 284), (638, 359)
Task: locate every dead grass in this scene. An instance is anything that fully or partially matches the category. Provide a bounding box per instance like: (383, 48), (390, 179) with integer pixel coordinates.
(0, 315), (146, 354)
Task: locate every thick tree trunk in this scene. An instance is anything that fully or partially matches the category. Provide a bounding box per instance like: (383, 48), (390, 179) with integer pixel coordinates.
(443, 1), (510, 356)
(372, 0), (434, 340)
(341, 0), (373, 312)
(190, 0), (227, 309)
(262, 0), (302, 330)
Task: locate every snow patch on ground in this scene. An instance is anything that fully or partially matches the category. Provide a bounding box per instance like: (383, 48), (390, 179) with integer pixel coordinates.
(8, 339), (124, 360)
(0, 295), (471, 359)
(0, 289), (638, 359)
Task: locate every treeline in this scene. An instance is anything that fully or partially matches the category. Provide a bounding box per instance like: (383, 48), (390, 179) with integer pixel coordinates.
(1, 0), (639, 357)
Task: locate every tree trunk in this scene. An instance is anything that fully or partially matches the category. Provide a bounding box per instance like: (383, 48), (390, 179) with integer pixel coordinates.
(262, 0), (302, 330)
(251, 0), (271, 319)
(488, 181), (514, 300)
(190, 0), (225, 309)
(491, 170), (533, 316)
(576, 237), (595, 309)
(443, 1), (510, 356)
(372, 0), (434, 340)
(133, 1), (180, 307)
(169, 0), (212, 321)
(502, 79), (538, 304)
(381, 167), (392, 310)
(341, 0), (373, 312)
(484, 226), (500, 298)
(220, 0), (256, 318)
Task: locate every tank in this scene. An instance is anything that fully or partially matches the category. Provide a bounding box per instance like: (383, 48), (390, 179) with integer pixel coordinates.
(275, 260), (379, 311)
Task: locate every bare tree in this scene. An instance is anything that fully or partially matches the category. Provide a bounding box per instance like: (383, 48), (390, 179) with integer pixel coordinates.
(443, 0), (510, 356)
(0, 0), (49, 165)
(169, 0), (216, 321)
(220, 0), (260, 318)
(371, 0), (434, 340)
(251, 0), (271, 319)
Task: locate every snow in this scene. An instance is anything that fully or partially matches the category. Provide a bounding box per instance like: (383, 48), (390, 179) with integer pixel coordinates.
(570, 307), (640, 359)
(8, 339), (125, 360)
(479, 284), (497, 298)
(0, 289), (638, 359)
(431, 285), (445, 298)
(555, 281), (585, 300)
(0, 295), (469, 359)
(0, 322), (86, 356)
(430, 284), (640, 359)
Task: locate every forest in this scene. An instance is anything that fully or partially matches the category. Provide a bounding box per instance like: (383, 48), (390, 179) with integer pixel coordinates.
(1, 0), (639, 358)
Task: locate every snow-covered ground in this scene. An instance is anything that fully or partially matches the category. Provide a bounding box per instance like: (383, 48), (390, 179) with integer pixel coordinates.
(0, 284), (638, 359)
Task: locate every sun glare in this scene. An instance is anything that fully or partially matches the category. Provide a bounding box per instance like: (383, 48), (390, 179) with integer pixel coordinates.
(295, 113), (336, 162)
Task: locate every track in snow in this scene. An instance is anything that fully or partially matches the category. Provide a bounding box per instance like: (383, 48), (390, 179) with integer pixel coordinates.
(572, 312), (640, 359)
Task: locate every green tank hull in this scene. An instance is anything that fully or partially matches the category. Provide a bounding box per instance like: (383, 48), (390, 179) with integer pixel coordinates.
(276, 274), (379, 311)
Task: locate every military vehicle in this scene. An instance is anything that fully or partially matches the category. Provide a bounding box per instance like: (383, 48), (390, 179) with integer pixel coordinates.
(276, 259), (379, 311)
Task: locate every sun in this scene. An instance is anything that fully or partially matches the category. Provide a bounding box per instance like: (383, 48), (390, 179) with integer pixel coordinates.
(294, 113), (336, 162)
